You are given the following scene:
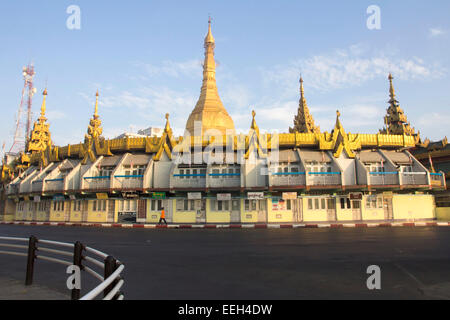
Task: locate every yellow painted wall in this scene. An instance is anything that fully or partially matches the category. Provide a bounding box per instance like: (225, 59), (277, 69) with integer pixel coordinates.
(3, 213), (14, 221)
(36, 202), (49, 221)
(207, 211), (231, 223)
(25, 205), (34, 221)
(145, 200), (161, 223)
(49, 201), (68, 222)
(14, 204), (22, 220)
(86, 200), (108, 223)
(361, 196), (385, 220)
(336, 208), (353, 221)
(171, 199), (197, 223)
(302, 198), (328, 222)
(436, 207), (450, 221)
(172, 211), (196, 223)
(267, 199), (293, 222)
(36, 211), (48, 221)
(206, 199), (231, 223)
(240, 199), (258, 223)
(114, 200), (119, 223)
(69, 201), (83, 222)
(146, 211), (161, 223)
(392, 194), (435, 220)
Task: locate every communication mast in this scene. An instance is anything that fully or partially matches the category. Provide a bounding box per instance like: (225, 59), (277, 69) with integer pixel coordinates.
(9, 63), (36, 155)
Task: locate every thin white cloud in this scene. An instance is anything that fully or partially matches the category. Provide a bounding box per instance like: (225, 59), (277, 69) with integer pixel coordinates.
(429, 28), (446, 37)
(136, 60), (202, 78)
(261, 43), (445, 97)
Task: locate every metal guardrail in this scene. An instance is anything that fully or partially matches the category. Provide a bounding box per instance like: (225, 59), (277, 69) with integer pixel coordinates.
(0, 236), (124, 300)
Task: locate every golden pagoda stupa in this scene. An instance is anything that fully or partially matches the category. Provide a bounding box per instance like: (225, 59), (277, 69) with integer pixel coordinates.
(185, 18), (235, 137)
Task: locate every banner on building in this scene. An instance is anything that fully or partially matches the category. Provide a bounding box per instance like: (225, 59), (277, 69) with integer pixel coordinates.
(349, 193), (362, 200)
(272, 199), (287, 211)
(217, 193), (231, 201)
(53, 195), (65, 201)
(188, 192), (202, 200)
(247, 192), (264, 199)
(69, 195), (76, 200)
(282, 192), (297, 200)
(33, 196), (41, 203)
(96, 193), (109, 199)
(151, 192), (166, 199)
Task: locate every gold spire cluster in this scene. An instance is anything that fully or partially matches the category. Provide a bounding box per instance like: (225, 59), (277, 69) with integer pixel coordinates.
(27, 89), (52, 153)
(380, 74), (416, 136)
(185, 18), (235, 136)
(85, 90), (103, 141)
(289, 77), (320, 134)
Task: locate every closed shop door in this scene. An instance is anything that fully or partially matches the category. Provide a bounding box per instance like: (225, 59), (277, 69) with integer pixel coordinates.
(137, 199), (146, 220)
(383, 196), (393, 220)
(257, 199), (267, 223)
(64, 201), (70, 222)
(293, 198), (303, 222)
(195, 199), (206, 223)
(351, 200), (362, 221)
(231, 199), (241, 223)
(107, 200), (115, 222)
(82, 201), (88, 222)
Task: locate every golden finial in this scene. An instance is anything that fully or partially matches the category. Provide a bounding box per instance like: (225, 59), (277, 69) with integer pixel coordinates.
(164, 113), (172, 134)
(336, 110), (341, 118)
(252, 110), (256, 119)
(205, 16), (215, 44)
(388, 73), (395, 99)
(299, 75), (304, 97)
(94, 90), (99, 118)
(40, 88), (47, 119)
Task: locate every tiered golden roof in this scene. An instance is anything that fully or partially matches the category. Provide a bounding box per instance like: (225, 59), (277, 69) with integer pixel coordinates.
(27, 89), (52, 154)
(86, 90), (103, 140)
(380, 74), (416, 136)
(289, 77), (320, 134)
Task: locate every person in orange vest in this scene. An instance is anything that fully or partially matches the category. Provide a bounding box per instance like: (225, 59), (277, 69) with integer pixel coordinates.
(158, 207), (167, 225)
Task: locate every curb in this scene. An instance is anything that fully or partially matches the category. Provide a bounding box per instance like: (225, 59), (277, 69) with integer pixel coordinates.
(1, 221), (449, 229)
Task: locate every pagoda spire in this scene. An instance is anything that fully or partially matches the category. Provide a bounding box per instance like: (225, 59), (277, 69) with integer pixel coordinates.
(27, 89), (52, 153)
(185, 18), (235, 136)
(94, 90), (99, 119)
(289, 76), (320, 134)
(86, 90), (103, 140)
(39, 88), (48, 121)
(380, 73), (416, 136)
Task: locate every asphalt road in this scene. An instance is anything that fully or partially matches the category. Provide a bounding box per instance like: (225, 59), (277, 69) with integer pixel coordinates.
(1, 224), (449, 300)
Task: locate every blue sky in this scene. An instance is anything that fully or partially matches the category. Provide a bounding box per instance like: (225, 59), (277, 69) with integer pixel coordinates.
(1, 0), (449, 152)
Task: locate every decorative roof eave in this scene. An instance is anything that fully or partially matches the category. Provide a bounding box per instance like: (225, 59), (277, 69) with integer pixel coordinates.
(25, 131), (417, 166)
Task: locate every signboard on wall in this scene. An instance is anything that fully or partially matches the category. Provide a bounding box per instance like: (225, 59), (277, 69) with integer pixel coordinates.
(33, 196), (41, 202)
(349, 193), (362, 200)
(69, 195), (76, 200)
(188, 192), (202, 200)
(151, 192), (166, 199)
(282, 192), (297, 200)
(272, 199), (287, 211)
(247, 192), (264, 199)
(217, 193), (231, 201)
(96, 193), (109, 199)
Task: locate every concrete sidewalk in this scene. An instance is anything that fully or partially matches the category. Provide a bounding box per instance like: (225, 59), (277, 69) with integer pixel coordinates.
(0, 276), (69, 300)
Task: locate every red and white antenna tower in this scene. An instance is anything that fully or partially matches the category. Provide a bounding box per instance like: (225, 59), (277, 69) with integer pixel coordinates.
(9, 63), (36, 155)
